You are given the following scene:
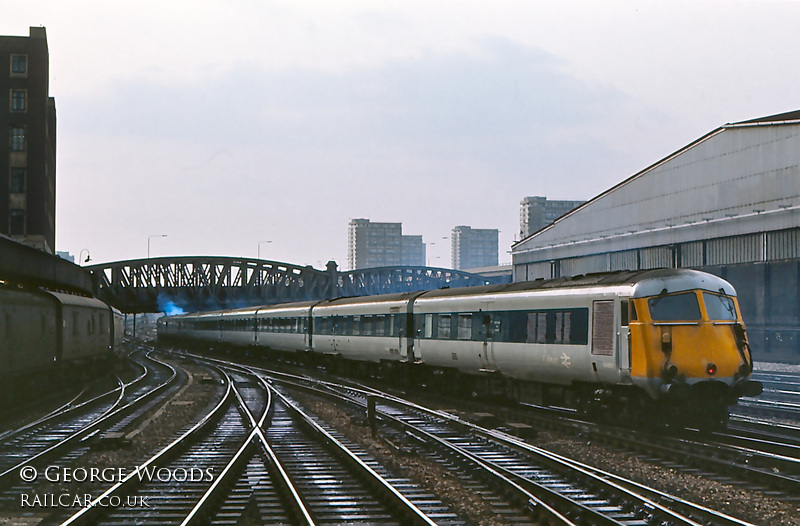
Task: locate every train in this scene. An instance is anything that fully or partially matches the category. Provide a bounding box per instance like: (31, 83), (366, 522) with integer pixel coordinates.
(157, 268), (763, 428)
(0, 281), (124, 393)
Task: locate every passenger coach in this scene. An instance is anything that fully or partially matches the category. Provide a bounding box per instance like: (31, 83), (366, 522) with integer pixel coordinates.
(158, 269), (761, 428)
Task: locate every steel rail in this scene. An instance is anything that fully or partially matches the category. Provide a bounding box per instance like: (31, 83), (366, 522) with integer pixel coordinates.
(0, 354), (148, 443)
(0, 352), (178, 487)
(179, 365), (317, 526)
(59, 368), (233, 526)
(251, 368), (709, 526)
(269, 386), (441, 526)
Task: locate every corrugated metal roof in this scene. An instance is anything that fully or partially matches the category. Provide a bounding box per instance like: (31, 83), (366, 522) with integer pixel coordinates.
(512, 109), (800, 253)
(733, 109), (800, 125)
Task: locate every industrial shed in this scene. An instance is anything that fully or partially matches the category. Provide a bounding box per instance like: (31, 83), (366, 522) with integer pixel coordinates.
(511, 110), (800, 362)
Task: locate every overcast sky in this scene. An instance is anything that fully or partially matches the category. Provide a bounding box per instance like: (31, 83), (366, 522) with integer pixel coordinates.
(3, 1), (799, 269)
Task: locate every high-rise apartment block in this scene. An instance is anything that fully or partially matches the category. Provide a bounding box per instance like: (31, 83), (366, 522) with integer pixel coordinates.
(1, 27), (56, 253)
(400, 235), (425, 267)
(520, 196), (584, 240)
(348, 219), (426, 269)
(451, 226), (498, 270)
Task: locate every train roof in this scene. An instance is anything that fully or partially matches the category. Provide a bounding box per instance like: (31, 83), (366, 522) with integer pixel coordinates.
(316, 291), (427, 307)
(416, 269), (735, 299)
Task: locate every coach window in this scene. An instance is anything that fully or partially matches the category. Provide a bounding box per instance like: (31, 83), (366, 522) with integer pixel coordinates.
(456, 314), (472, 340)
(438, 314), (451, 339)
(424, 314), (433, 338)
(362, 316), (373, 336)
(375, 315), (386, 336)
(554, 311), (570, 344)
(527, 312), (547, 344)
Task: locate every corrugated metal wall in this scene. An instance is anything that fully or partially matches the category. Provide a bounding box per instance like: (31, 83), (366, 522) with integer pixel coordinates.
(610, 250), (637, 271)
(681, 241), (704, 267)
(519, 228), (800, 279)
(559, 254), (608, 277)
(705, 233), (763, 266)
(768, 229), (800, 261)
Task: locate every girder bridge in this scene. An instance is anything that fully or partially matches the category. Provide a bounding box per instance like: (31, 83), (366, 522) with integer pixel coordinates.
(87, 257), (504, 313)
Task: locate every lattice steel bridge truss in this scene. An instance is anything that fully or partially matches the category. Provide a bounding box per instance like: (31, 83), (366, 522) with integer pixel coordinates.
(87, 257), (504, 313)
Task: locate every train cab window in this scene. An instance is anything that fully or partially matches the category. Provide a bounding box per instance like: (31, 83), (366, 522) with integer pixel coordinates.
(456, 314), (472, 340)
(648, 292), (701, 321)
(703, 293), (737, 321)
(438, 315), (451, 339)
(629, 301), (637, 322)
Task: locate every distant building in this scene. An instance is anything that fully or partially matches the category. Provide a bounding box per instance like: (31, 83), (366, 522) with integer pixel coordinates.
(0, 27), (56, 253)
(451, 226), (498, 270)
(348, 219), (426, 269)
(400, 235), (426, 266)
(520, 196), (584, 239)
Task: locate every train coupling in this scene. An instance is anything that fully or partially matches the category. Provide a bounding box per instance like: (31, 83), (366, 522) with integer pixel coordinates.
(659, 382), (691, 399)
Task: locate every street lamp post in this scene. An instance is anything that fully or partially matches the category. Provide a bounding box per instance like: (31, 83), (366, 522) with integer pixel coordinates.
(148, 234), (168, 259)
(257, 240), (272, 260)
(79, 249), (91, 265)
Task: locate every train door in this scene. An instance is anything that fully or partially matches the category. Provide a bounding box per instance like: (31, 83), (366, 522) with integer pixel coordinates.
(478, 302), (496, 372)
(332, 316), (341, 353)
(618, 299), (631, 381)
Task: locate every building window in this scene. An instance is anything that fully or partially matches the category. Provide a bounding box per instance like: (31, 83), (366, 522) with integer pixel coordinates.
(10, 168), (25, 193)
(10, 90), (26, 112)
(10, 128), (25, 151)
(9, 210), (24, 235)
(11, 55), (27, 75)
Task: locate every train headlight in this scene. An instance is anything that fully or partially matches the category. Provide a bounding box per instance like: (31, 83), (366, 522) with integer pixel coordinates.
(706, 362), (717, 376)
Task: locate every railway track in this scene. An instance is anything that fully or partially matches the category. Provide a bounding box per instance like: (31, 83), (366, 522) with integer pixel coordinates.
(190, 353), (757, 526)
(0, 349), (183, 509)
(61, 356), (456, 525)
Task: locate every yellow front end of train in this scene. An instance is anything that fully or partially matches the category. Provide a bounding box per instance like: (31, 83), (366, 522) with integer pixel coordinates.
(627, 271), (762, 426)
